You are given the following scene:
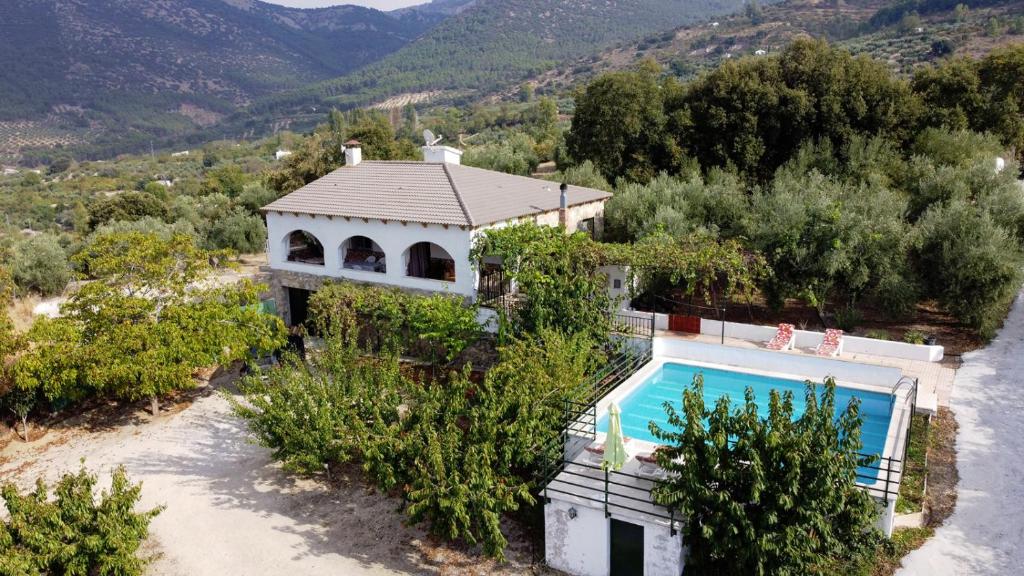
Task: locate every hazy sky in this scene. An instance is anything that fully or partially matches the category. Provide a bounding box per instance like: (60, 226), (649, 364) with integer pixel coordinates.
(262, 0), (429, 9)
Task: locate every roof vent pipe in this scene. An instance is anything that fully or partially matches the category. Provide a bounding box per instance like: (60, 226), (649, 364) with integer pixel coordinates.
(559, 182), (569, 227)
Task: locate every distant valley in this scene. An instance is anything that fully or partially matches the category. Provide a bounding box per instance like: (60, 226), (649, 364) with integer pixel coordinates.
(0, 0), (754, 161)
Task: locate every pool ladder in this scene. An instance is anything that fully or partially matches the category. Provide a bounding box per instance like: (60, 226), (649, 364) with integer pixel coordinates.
(890, 376), (918, 410)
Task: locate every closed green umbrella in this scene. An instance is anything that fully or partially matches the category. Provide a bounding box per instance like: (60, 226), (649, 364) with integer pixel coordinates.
(602, 402), (627, 472)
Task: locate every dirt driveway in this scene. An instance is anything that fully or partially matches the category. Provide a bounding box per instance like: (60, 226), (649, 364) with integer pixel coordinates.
(897, 289), (1024, 575)
(0, 388), (540, 576)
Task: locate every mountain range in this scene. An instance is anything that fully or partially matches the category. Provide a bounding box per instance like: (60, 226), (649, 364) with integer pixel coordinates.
(3, 0), (1018, 162)
(0, 0), (751, 160)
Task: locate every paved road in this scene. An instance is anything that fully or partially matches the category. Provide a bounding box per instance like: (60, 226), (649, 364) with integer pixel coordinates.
(897, 290), (1024, 575)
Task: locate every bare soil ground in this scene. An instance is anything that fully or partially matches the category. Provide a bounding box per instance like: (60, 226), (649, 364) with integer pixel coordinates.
(0, 375), (550, 576)
(923, 408), (959, 527)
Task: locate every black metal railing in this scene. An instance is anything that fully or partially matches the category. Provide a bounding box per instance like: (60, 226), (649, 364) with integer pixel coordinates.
(541, 458), (682, 534)
(541, 369), (919, 527)
(609, 312), (656, 339)
(477, 264), (511, 309)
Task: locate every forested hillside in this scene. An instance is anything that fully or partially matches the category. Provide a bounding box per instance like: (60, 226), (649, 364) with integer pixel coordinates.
(266, 0), (757, 109)
(525, 0), (1024, 94)
(0, 0), (442, 161)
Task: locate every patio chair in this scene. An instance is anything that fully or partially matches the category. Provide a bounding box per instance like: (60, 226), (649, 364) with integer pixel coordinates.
(816, 328), (844, 357)
(765, 323), (795, 351)
(583, 437), (631, 465)
(635, 451), (667, 479)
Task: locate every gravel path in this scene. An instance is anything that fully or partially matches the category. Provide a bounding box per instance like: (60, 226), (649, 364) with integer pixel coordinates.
(1, 390), (424, 575)
(897, 289), (1024, 575)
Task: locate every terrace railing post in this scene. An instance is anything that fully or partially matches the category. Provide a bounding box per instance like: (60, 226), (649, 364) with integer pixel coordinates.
(604, 468), (610, 518)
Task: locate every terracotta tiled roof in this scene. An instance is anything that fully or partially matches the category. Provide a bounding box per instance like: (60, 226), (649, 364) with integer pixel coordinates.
(262, 161), (611, 227)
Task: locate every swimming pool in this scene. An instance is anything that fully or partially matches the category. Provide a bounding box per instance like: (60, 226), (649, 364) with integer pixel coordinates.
(596, 361), (895, 461)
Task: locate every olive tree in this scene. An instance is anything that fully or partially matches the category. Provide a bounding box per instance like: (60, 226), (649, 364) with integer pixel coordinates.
(9, 234), (72, 296)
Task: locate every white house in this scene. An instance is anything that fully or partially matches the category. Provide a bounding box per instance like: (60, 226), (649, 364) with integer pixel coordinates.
(275, 149), (293, 161)
(261, 141), (611, 326)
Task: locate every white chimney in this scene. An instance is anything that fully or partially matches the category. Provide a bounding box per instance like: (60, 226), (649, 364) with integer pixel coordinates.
(422, 145), (463, 165)
(344, 140), (362, 167)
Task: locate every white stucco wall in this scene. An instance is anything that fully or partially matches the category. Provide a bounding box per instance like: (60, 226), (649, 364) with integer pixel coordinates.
(696, 319), (944, 362)
(265, 211), (476, 297)
(645, 521), (685, 576)
(545, 498), (685, 576)
(535, 201), (607, 236)
(546, 500), (610, 576)
(619, 311), (943, 363)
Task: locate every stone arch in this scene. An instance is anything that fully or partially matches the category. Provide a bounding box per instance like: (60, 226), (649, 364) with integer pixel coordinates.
(404, 241), (456, 282)
(283, 230), (325, 266)
(340, 235), (386, 273)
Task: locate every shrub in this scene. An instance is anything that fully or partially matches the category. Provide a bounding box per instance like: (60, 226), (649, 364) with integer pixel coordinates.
(903, 329), (927, 344)
(834, 305), (864, 333)
(307, 282), (480, 365)
(462, 133), (540, 176)
(232, 326), (605, 560)
(652, 376), (881, 574)
(865, 329), (890, 340)
(0, 466), (162, 575)
(230, 338), (404, 478)
(9, 234), (72, 296)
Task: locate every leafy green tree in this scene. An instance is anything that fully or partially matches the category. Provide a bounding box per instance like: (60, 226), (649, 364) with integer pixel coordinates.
(676, 38), (919, 181)
(554, 160), (612, 192)
(744, 169), (914, 315)
(0, 466), (162, 575)
(205, 209), (267, 253)
(236, 182), (279, 214)
(19, 233), (286, 415)
(232, 319), (603, 560)
(472, 223), (613, 341)
(408, 295), (482, 366)
(463, 133), (540, 175)
(912, 57), (986, 132)
(566, 61), (682, 182)
(9, 234), (72, 296)
(230, 336), (404, 479)
(200, 164), (248, 198)
(87, 192), (169, 230)
(651, 376), (881, 575)
(912, 199), (1023, 337)
(0, 269), (29, 440)
(307, 282), (480, 366)
(604, 169), (747, 242)
(914, 45), (1024, 168)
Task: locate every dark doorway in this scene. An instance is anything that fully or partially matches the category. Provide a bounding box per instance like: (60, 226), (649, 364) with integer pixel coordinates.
(287, 287), (312, 328)
(610, 519), (644, 576)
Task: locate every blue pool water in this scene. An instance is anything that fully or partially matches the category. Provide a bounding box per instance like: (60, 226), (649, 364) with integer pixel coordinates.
(597, 362), (894, 461)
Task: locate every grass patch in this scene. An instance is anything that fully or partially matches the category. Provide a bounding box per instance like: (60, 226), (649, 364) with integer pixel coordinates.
(865, 527), (935, 575)
(826, 527), (934, 575)
(896, 414), (930, 514)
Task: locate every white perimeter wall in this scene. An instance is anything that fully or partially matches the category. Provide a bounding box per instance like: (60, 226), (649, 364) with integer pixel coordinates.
(545, 499), (684, 576)
(697, 319), (944, 362)
(653, 338), (903, 388)
(266, 211), (476, 297)
(617, 309), (943, 363)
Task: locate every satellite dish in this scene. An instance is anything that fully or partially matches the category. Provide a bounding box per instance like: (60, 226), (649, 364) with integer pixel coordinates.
(423, 129), (443, 146)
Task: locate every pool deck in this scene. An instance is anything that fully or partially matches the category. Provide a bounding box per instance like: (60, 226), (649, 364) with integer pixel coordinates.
(656, 331), (957, 412)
